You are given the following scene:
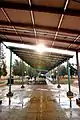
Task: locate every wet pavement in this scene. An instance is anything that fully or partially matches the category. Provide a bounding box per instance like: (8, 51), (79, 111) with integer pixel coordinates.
(0, 80), (80, 120)
(46, 80), (80, 120)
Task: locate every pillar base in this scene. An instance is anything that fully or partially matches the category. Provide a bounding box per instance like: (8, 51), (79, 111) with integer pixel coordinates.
(57, 84), (61, 88)
(0, 100), (2, 104)
(6, 92), (13, 97)
(21, 85), (25, 88)
(67, 91), (73, 98)
(76, 98), (80, 106)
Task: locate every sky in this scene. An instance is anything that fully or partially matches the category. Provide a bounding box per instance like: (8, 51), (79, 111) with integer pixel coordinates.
(3, 42), (80, 68)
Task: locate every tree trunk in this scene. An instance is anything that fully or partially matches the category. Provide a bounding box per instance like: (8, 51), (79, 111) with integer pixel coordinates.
(71, 75), (73, 79)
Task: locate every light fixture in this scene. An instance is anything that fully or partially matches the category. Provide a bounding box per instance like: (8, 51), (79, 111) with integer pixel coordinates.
(35, 43), (46, 53)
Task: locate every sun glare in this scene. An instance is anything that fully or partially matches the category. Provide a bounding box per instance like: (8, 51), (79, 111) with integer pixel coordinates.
(35, 43), (46, 53)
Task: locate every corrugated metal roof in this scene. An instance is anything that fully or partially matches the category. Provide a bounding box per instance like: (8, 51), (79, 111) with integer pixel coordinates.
(9, 46), (73, 72)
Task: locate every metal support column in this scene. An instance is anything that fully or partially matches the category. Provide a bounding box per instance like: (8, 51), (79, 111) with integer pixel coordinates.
(21, 60), (25, 88)
(67, 60), (73, 98)
(57, 67), (61, 88)
(7, 49), (13, 97)
(69, 98), (72, 117)
(76, 51), (80, 105)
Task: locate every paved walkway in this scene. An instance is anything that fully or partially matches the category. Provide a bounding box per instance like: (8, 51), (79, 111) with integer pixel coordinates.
(0, 80), (80, 120)
(24, 85), (69, 120)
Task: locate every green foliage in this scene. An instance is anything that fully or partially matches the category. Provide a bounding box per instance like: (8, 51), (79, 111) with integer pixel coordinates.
(52, 70), (56, 79)
(2, 61), (7, 76)
(0, 68), (2, 77)
(27, 66), (38, 77)
(13, 60), (22, 76)
(57, 63), (77, 78)
(0, 61), (7, 77)
(51, 65), (67, 78)
(13, 59), (38, 77)
(68, 63), (77, 78)
(58, 65), (67, 77)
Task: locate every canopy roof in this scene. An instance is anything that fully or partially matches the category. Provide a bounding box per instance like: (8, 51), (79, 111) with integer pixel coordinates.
(10, 46), (73, 73)
(0, 0), (80, 52)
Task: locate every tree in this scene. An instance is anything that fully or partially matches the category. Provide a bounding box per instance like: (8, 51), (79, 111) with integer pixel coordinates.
(52, 70), (57, 79)
(2, 61), (7, 76)
(13, 60), (23, 76)
(0, 61), (7, 79)
(0, 43), (7, 79)
(28, 66), (38, 78)
(58, 65), (67, 77)
(0, 68), (2, 79)
(69, 63), (77, 78)
(13, 59), (38, 77)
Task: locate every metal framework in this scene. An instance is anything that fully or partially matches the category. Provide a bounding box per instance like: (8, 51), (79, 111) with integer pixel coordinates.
(9, 46), (73, 72)
(0, 1), (80, 16)
(0, 0), (80, 52)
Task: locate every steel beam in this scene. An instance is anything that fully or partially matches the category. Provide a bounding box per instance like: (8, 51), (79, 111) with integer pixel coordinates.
(1, 38), (78, 51)
(0, 20), (80, 35)
(0, 31), (80, 45)
(3, 39), (78, 52)
(0, 1), (80, 16)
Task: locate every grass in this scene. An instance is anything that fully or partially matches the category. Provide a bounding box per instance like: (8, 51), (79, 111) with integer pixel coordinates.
(0, 81), (5, 84)
(14, 79), (28, 85)
(55, 78), (75, 84)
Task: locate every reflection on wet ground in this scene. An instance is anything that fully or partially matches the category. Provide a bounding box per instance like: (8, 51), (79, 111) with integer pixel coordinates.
(0, 80), (80, 120)
(0, 85), (32, 112)
(46, 80), (80, 120)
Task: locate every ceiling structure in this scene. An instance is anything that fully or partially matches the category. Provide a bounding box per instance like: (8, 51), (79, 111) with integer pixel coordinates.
(0, 0), (80, 72)
(0, 0), (80, 52)
(9, 46), (73, 73)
